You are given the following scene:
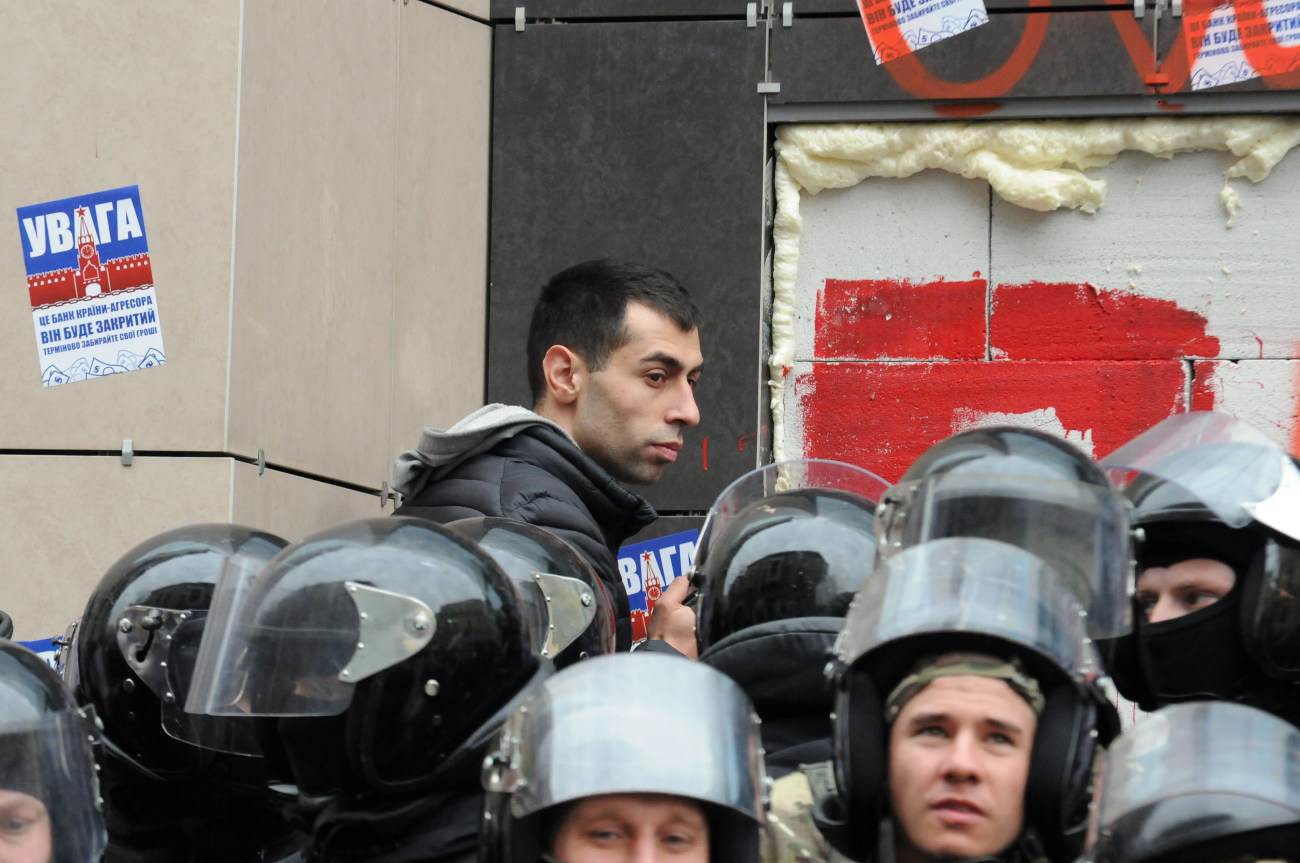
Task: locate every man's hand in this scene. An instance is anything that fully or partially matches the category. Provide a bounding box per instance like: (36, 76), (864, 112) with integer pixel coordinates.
(646, 575), (698, 659)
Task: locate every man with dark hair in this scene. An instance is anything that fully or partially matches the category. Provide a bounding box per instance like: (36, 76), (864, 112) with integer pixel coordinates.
(392, 260), (704, 655)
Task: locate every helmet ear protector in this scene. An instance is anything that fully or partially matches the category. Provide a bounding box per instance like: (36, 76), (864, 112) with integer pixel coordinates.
(825, 637), (1113, 863)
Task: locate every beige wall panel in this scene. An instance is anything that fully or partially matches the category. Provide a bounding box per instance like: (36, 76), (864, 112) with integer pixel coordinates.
(229, 1), (400, 487)
(0, 2), (240, 450)
(231, 461), (386, 545)
(0, 455), (233, 641)
(390, 3), (491, 463)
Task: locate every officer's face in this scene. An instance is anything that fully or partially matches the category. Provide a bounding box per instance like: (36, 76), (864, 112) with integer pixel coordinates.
(1136, 558), (1235, 623)
(0, 789), (52, 863)
(888, 676), (1036, 863)
(551, 793), (709, 863)
(569, 302), (703, 487)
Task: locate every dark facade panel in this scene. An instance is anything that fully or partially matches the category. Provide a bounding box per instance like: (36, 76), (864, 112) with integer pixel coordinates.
(770, 12), (1162, 104)
(489, 19), (767, 512)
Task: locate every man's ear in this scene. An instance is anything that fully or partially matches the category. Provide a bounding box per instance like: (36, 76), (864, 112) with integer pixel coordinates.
(541, 345), (585, 406)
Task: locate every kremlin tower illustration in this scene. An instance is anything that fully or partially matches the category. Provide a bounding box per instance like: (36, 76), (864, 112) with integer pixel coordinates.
(26, 205), (153, 308)
(628, 549), (666, 642)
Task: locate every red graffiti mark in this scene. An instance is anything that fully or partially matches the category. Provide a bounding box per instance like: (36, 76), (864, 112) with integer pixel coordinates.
(818, 278), (987, 360)
(859, 0), (1053, 99)
(702, 437), (708, 471)
(796, 361), (1189, 483)
(933, 102), (1001, 118)
(992, 282), (1220, 361)
(739, 433), (754, 452)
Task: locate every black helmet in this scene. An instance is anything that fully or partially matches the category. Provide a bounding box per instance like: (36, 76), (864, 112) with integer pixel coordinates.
(0, 639), (106, 863)
(446, 517), (615, 668)
(1088, 701), (1300, 863)
(877, 426), (1133, 638)
(184, 517), (544, 797)
(822, 538), (1119, 863)
(1099, 411), (1300, 720)
(70, 523), (288, 779)
(693, 459), (887, 654)
(481, 653), (767, 863)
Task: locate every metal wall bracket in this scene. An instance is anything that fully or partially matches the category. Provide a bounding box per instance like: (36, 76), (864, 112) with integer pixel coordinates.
(515, 7), (525, 31)
(757, 82), (781, 94)
(380, 481), (390, 508)
(783, 2), (793, 26)
(257, 449), (266, 475)
(747, 2), (757, 27)
(1134, 0), (1145, 18)
(121, 440), (133, 467)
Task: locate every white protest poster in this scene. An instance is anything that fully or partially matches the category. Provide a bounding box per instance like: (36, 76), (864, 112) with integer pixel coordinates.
(1185, 0), (1300, 90)
(18, 185), (165, 387)
(856, 0), (989, 65)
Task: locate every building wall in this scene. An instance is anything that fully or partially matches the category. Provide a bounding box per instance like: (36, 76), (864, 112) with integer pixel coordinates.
(775, 120), (1300, 482)
(0, 0), (491, 640)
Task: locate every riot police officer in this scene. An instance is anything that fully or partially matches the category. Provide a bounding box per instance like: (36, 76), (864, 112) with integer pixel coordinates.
(691, 459), (887, 776)
(1100, 411), (1300, 726)
(67, 523), (297, 863)
(184, 517), (549, 863)
(807, 538), (1120, 863)
(1, 638), (105, 863)
(480, 653), (767, 863)
(1088, 701), (1300, 863)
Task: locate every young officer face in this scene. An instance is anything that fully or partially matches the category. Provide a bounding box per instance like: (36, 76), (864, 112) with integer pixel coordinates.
(888, 676), (1037, 863)
(569, 302), (703, 487)
(551, 793), (709, 863)
(0, 789), (52, 863)
(1136, 558), (1236, 623)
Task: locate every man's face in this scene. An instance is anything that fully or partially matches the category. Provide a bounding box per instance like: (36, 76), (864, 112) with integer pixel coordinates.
(0, 789), (52, 863)
(888, 675), (1037, 863)
(1136, 558), (1236, 623)
(570, 302), (703, 486)
(551, 793), (709, 863)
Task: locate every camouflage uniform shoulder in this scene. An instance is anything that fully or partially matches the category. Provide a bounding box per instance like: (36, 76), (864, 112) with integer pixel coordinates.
(762, 762), (851, 863)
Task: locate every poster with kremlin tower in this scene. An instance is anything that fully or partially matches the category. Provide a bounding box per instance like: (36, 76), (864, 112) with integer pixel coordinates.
(18, 185), (165, 387)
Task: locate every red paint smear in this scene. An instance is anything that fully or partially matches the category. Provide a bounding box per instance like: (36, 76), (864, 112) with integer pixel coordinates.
(1190, 361), (1220, 411)
(702, 437), (708, 471)
(933, 102), (1001, 118)
(796, 361), (1188, 483)
(817, 278), (986, 360)
(992, 282), (1220, 361)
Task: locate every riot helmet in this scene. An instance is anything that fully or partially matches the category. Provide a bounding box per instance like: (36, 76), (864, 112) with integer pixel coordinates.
(1088, 701), (1300, 863)
(481, 653), (766, 863)
(185, 516), (544, 797)
(692, 459), (888, 654)
(822, 537), (1119, 863)
(1100, 411), (1300, 718)
(0, 639), (106, 863)
(70, 523), (287, 779)
(446, 517), (615, 668)
(877, 426), (1133, 638)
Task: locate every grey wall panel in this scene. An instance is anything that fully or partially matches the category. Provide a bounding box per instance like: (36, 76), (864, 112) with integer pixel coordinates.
(489, 19), (766, 512)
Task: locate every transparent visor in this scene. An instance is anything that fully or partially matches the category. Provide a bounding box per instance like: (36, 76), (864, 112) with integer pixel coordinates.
(838, 537), (1095, 680)
(1093, 702), (1300, 854)
(484, 653), (764, 823)
(0, 712), (107, 863)
(878, 472), (1131, 637)
(697, 459), (889, 567)
(186, 554), (437, 720)
(1102, 411), (1300, 540)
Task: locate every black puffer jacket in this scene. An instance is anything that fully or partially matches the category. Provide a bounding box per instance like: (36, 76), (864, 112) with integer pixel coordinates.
(393, 421), (656, 650)
(700, 618), (841, 778)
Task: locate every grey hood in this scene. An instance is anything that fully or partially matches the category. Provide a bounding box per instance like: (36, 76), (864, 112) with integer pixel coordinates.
(391, 404), (576, 498)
